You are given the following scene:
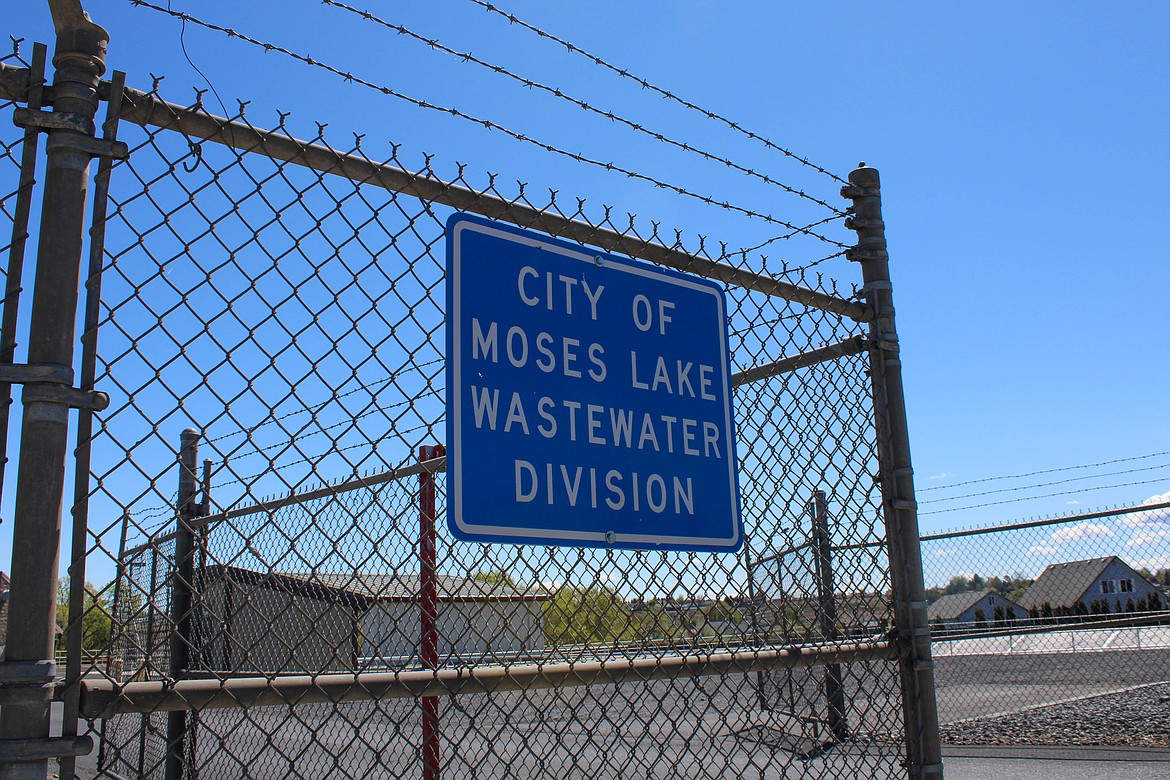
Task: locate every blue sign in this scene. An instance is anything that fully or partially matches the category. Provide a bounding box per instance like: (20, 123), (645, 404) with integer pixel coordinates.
(446, 214), (742, 552)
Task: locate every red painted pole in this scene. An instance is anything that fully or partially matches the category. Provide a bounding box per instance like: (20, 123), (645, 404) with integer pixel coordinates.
(419, 444), (443, 780)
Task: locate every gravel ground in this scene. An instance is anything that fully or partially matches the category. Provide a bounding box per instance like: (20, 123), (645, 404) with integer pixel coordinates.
(940, 682), (1170, 748)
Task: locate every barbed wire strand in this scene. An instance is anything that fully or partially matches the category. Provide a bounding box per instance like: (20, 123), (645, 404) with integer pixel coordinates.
(919, 461), (1170, 506)
(918, 475), (1170, 516)
(321, 0), (844, 217)
(128, 1), (848, 247)
(463, 0), (846, 185)
(203, 357), (443, 445)
(920, 449), (1170, 493)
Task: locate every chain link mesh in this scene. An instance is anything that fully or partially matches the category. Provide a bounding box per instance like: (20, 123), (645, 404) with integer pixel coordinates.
(918, 505), (1170, 755)
(0, 62), (917, 777)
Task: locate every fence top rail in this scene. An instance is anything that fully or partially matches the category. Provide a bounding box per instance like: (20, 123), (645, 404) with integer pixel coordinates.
(0, 62), (866, 322)
(122, 455), (448, 558)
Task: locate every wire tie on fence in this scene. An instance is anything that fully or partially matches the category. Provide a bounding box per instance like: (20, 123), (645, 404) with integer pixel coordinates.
(891, 498), (916, 511)
(184, 139), (202, 172)
(912, 659), (934, 671)
(893, 467), (914, 478)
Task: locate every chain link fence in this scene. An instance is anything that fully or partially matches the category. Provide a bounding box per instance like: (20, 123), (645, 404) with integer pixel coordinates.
(0, 26), (941, 780)
(919, 503), (1170, 755)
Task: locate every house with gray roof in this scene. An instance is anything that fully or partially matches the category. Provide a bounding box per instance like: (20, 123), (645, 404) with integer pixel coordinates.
(928, 590), (1023, 630)
(1017, 556), (1164, 616)
(192, 565), (549, 674)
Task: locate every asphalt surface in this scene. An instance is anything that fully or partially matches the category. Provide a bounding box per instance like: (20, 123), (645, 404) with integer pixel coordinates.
(54, 643), (1170, 778)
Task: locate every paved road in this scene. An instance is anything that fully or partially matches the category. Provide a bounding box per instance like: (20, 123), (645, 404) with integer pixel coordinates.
(56, 641), (1170, 778)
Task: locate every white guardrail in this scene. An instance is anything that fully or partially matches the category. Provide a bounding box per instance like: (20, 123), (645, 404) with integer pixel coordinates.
(932, 624), (1170, 657)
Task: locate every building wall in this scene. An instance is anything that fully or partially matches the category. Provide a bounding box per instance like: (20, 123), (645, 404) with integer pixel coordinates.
(360, 599), (545, 663)
(1077, 560), (1161, 613)
(196, 577), (358, 674)
(957, 593), (1022, 625)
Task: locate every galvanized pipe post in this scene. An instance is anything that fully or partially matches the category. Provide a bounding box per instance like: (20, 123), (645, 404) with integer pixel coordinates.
(810, 490), (847, 742)
(165, 429), (200, 780)
(0, 4), (108, 779)
(418, 445), (444, 780)
(844, 164), (943, 779)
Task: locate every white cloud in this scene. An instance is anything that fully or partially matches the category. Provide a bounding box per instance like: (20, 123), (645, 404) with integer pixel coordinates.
(1050, 522), (1114, 544)
(1065, 500), (1080, 506)
(928, 472), (954, 481)
(932, 548), (958, 558)
(1029, 545), (1059, 556)
(1128, 527), (1170, 547)
(1120, 491), (1170, 527)
(1133, 556), (1170, 571)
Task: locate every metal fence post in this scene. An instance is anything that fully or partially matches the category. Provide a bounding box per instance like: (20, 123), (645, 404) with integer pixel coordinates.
(165, 429), (200, 780)
(418, 444), (444, 780)
(0, 42), (47, 514)
(844, 164), (944, 779)
(810, 490), (847, 742)
(0, 5), (108, 779)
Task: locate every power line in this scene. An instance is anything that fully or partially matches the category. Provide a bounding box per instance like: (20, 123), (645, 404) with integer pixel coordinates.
(463, 0), (846, 185)
(919, 449), (1170, 493)
(322, 0), (844, 217)
(129, 1), (848, 246)
(919, 461), (1170, 505)
(918, 475), (1170, 516)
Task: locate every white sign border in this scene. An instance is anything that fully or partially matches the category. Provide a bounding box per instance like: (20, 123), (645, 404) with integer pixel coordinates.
(448, 216), (741, 550)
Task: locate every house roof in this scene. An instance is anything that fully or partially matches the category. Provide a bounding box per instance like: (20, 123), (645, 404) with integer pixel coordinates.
(202, 564), (549, 607)
(1017, 556), (1145, 610)
(927, 590), (1018, 621)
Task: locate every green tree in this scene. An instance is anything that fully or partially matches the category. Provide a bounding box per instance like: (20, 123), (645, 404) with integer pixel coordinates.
(472, 570), (517, 588)
(632, 600), (683, 641)
(56, 578), (113, 652)
(543, 585), (632, 645)
(704, 598), (742, 626)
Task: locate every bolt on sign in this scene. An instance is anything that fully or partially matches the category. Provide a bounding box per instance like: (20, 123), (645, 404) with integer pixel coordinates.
(446, 214), (742, 551)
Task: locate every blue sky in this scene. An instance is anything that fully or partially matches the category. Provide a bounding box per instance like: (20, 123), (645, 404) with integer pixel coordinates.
(4, 1), (1169, 585)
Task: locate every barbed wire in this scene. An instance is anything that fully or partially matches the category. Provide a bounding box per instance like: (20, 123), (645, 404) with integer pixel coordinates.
(463, 0), (846, 185)
(919, 461), (1170, 506)
(918, 475), (1170, 516)
(128, 1), (848, 247)
(203, 357), (443, 446)
(920, 449), (1170, 493)
(321, 0), (844, 217)
(720, 214), (845, 262)
(209, 416), (436, 494)
(921, 500), (1170, 540)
